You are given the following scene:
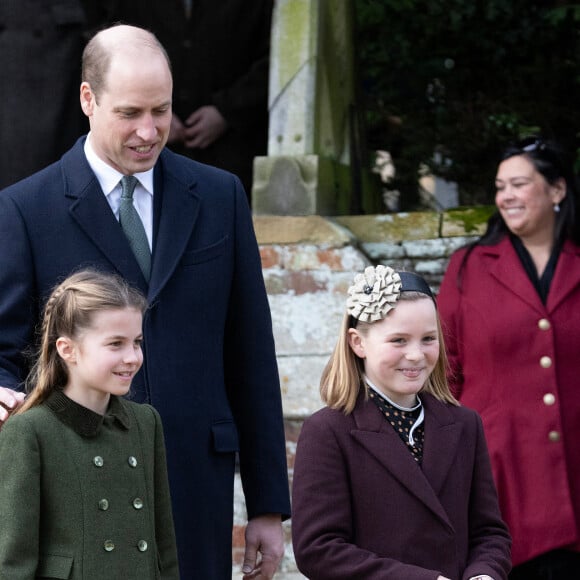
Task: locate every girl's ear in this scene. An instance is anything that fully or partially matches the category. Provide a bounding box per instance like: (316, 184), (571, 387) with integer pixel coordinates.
(56, 336), (76, 363)
(348, 328), (365, 358)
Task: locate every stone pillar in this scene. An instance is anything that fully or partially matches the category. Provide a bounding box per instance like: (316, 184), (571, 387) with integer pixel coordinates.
(252, 0), (381, 216)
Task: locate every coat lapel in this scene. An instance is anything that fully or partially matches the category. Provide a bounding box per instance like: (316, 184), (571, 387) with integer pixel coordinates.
(148, 151), (200, 302)
(62, 142), (147, 286)
(350, 394), (454, 531)
(420, 395), (462, 495)
(482, 237), (544, 315)
(547, 240), (580, 313)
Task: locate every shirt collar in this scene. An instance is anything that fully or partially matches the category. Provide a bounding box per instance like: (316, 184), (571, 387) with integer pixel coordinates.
(45, 391), (131, 438)
(84, 133), (154, 197)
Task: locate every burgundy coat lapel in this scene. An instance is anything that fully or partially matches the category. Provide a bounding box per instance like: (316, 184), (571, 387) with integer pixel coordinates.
(421, 395), (462, 495)
(547, 240), (580, 313)
(350, 395), (454, 532)
(482, 237), (544, 315)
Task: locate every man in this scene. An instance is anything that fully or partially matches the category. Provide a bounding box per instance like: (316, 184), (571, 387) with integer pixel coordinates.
(0, 25), (290, 579)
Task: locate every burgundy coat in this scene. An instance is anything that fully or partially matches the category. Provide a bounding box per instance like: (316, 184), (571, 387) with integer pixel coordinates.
(437, 237), (580, 565)
(292, 393), (511, 580)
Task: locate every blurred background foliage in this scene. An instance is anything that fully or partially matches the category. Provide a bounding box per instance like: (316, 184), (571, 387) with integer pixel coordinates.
(354, 0), (580, 209)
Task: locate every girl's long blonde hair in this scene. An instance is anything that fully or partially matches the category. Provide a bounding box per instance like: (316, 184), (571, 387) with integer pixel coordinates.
(320, 292), (458, 414)
(17, 269), (147, 414)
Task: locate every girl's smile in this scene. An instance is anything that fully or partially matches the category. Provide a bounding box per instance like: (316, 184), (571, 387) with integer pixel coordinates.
(349, 298), (439, 408)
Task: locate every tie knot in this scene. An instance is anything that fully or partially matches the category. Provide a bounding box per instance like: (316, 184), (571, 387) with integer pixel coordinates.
(120, 175), (139, 200)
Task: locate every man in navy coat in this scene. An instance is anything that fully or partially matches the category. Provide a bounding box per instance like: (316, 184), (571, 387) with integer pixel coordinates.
(0, 24), (290, 579)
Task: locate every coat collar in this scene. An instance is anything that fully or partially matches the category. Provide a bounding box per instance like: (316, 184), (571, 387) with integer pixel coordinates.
(61, 138), (201, 303)
(350, 391), (460, 531)
(480, 236), (580, 315)
(44, 391), (130, 438)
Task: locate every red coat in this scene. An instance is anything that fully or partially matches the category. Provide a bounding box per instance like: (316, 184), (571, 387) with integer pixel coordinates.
(437, 237), (580, 566)
(292, 393), (511, 579)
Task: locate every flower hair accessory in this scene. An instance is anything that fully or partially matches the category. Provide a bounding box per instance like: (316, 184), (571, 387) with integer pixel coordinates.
(347, 265), (401, 322)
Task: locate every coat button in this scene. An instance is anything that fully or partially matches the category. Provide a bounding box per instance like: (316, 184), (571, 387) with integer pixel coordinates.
(548, 430), (561, 442)
(133, 497), (144, 510)
(137, 540), (148, 552)
(98, 499), (110, 511)
(93, 456), (104, 467)
(538, 318), (551, 330)
(540, 356), (552, 368)
(104, 540), (115, 552)
(128, 456), (138, 467)
(543, 393), (556, 406)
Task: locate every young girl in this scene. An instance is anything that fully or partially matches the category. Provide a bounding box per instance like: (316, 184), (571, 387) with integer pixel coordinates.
(0, 269), (179, 579)
(291, 265), (511, 580)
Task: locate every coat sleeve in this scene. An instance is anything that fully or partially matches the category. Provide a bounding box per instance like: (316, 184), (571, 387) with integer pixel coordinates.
(0, 193), (38, 388)
(147, 405), (180, 580)
(223, 178), (290, 520)
(292, 413), (443, 580)
(437, 249), (466, 397)
(462, 413), (512, 580)
(0, 414), (41, 579)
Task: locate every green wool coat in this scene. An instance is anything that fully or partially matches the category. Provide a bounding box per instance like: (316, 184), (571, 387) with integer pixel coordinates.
(0, 392), (179, 579)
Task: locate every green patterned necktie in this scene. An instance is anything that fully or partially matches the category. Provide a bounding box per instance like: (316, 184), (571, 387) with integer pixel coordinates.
(119, 175), (151, 280)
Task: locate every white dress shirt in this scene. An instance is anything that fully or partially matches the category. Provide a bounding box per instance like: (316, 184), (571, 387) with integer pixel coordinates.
(84, 134), (154, 250)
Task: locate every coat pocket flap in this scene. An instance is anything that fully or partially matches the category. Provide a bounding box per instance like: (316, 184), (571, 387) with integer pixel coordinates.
(37, 553), (74, 578)
(211, 421), (239, 453)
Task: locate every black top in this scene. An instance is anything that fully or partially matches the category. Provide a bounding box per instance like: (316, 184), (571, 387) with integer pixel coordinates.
(510, 234), (562, 304)
(368, 388), (425, 464)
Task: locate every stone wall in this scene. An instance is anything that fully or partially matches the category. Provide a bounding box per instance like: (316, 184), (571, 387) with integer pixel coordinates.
(231, 208), (493, 578)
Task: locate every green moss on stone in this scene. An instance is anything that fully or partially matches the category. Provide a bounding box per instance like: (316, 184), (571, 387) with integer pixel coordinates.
(444, 206), (495, 234)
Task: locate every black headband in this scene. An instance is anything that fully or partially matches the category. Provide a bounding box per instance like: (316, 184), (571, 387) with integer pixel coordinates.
(397, 271), (434, 299)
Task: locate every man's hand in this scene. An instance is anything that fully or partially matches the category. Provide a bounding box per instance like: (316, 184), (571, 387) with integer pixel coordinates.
(168, 113), (187, 145)
(183, 105), (228, 149)
(242, 514), (284, 579)
(0, 387), (25, 426)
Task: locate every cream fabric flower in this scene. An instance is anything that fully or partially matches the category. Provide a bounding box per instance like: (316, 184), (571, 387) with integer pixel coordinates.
(346, 265), (401, 322)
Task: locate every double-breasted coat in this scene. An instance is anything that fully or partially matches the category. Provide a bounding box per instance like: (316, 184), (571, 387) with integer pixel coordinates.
(437, 237), (580, 565)
(0, 138), (291, 578)
(0, 393), (178, 579)
(291, 392), (511, 580)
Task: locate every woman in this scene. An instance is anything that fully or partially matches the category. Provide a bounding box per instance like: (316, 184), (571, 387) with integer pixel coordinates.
(438, 137), (580, 579)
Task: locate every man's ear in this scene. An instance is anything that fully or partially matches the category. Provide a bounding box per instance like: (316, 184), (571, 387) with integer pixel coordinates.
(348, 328), (365, 358)
(80, 82), (95, 117)
(56, 336), (76, 363)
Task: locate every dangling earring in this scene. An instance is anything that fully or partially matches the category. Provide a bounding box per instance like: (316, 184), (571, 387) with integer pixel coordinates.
(554, 203), (560, 213)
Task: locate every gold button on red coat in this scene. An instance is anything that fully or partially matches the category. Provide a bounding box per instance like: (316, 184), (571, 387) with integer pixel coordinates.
(548, 431), (561, 442)
(540, 356), (552, 368)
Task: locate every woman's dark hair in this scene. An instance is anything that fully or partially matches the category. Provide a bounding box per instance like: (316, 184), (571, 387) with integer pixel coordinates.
(457, 136), (580, 285)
